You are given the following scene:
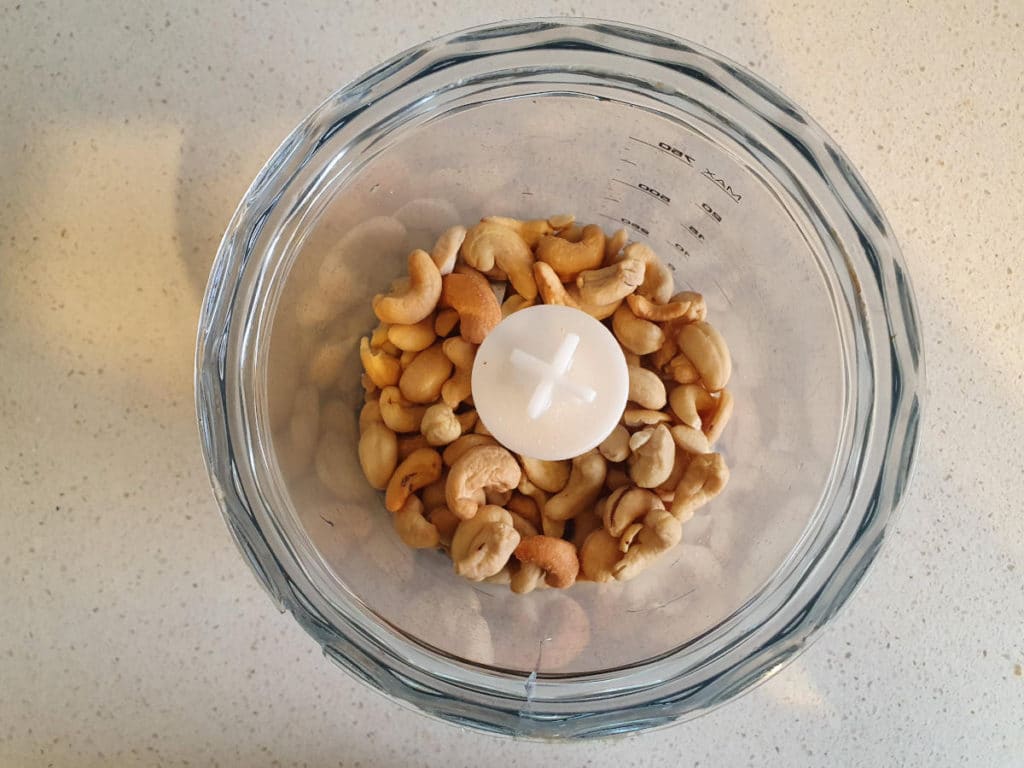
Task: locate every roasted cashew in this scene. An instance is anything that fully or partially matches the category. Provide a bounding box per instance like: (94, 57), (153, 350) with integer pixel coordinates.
(533, 261), (578, 308)
(510, 561), (545, 595)
(514, 535), (580, 589)
(450, 505), (520, 581)
(379, 386), (427, 433)
(421, 478), (448, 511)
(387, 315), (436, 352)
(393, 495), (440, 549)
(671, 452), (729, 522)
(575, 258), (645, 306)
(397, 432), (431, 460)
(541, 513), (566, 539)
(446, 444), (522, 520)
(667, 354), (700, 384)
(547, 213), (575, 231)
(372, 249), (442, 325)
(544, 450), (607, 521)
(434, 307), (460, 337)
(557, 223), (584, 242)
(603, 486), (665, 537)
(482, 215), (554, 248)
(622, 408), (672, 428)
(442, 433), (498, 466)
(613, 508), (682, 581)
(460, 221), (537, 299)
(427, 505), (460, 547)
(399, 349), (418, 369)
(604, 227), (628, 262)
(516, 476), (549, 523)
(579, 529), (622, 583)
(520, 456), (571, 494)
(420, 403), (463, 446)
(398, 343), (452, 404)
(568, 286), (624, 321)
(507, 493), (541, 528)
(440, 336), (477, 407)
(440, 269), (502, 344)
(703, 389), (734, 445)
(456, 409), (478, 433)
(357, 422), (398, 490)
(385, 447), (442, 513)
(430, 225), (466, 276)
(628, 365), (667, 410)
(536, 224), (606, 282)
(627, 424), (675, 488)
(571, 506), (604, 549)
(501, 293), (536, 318)
(509, 511), (540, 538)
(361, 373), (378, 399)
(612, 304), (665, 355)
(668, 383), (717, 429)
(598, 424), (631, 463)
(359, 337), (401, 388)
(605, 465), (631, 491)
(626, 291), (706, 323)
(676, 320), (732, 391)
(359, 400), (383, 432)
(617, 242), (674, 304)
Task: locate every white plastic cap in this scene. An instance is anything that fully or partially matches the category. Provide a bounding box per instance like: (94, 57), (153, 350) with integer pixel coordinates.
(471, 305), (629, 461)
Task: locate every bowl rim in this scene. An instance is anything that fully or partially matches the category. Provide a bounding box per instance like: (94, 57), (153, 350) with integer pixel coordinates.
(195, 16), (924, 739)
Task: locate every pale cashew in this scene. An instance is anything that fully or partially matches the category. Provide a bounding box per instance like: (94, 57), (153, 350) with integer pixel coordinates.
(668, 383), (717, 428)
(533, 261), (578, 308)
(434, 307), (460, 337)
(676, 321), (732, 391)
(509, 511), (539, 538)
(501, 293), (535, 318)
(704, 389), (734, 445)
(520, 456), (571, 494)
(541, 513), (566, 539)
(671, 452), (729, 522)
(669, 424), (711, 455)
(579, 529), (622, 583)
(420, 403), (463, 446)
(482, 215), (554, 248)
(626, 291), (706, 323)
(507, 493), (541, 528)
(603, 486), (665, 537)
(627, 424), (675, 488)
(357, 422), (398, 490)
(450, 505), (520, 581)
(622, 408), (672, 428)
(598, 424), (631, 463)
(427, 505), (460, 546)
(430, 225), (466, 276)
(604, 227), (628, 262)
(536, 224), (606, 281)
(460, 221), (537, 299)
(379, 386), (427, 433)
(359, 400), (383, 432)
(397, 432), (431, 460)
(547, 213), (575, 231)
(575, 258), (644, 306)
(359, 337), (401, 388)
(485, 488), (513, 507)
(387, 315), (436, 352)
(393, 495), (440, 549)
(667, 354), (700, 384)
(398, 343), (452, 404)
(619, 522), (644, 553)
(440, 336), (477, 408)
(307, 340), (347, 390)
(446, 445), (522, 520)
(618, 242), (674, 304)
(627, 365), (667, 410)
(571, 506), (603, 549)
(510, 561), (545, 595)
(650, 330), (678, 372)
(544, 450), (607, 521)
(655, 448), (689, 498)
(612, 304), (665, 355)
(514, 535), (580, 588)
(385, 447), (442, 513)
(370, 324), (391, 349)
(484, 567), (512, 585)
(568, 286), (624, 321)
(605, 466), (631, 491)
(372, 249), (442, 325)
(613, 508), (682, 581)
(440, 270), (502, 344)
(442, 433), (498, 466)
(515, 476), (549, 523)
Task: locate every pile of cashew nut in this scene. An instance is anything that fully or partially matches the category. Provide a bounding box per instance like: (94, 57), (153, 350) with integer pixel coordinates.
(348, 214), (732, 593)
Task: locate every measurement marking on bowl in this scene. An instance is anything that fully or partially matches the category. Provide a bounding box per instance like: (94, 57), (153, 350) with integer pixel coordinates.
(627, 135), (696, 166)
(610, 178), (671, 206)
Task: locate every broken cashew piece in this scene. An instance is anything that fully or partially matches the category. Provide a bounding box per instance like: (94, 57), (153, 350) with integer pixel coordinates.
(420, 403), (463, 446)
(430, 225), (466, 276)
(676, 321), (732, 391)
(617, 242), (674, 304)
(626, 291), (706, 323)
(627, 423), (675, 488)
(385, 447), (442, 513)
(450, 505), (521, 581)
(359, 337), (401, 388)
(446, 444), (522, 519)
(440, 269), (502, 344)
(393, 495), (441, 549)
(612, 304), (665, 355)
(671, 452), (729, 522)
(514, 535), (580, 589)
(598, 424), (631, 462)
(603, 486), (665, 537)
(613, 508), (682, 581)
(536, 224), (606, 282)
(575, 258), (644, 306)
(544, 450), (607, 521)
(604, 227), (628, 262)
(372, 249), (443, 325)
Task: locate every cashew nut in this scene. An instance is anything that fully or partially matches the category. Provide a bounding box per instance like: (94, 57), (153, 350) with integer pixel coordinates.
(605, 227), (628, 262)
(372, 249), (442, 325)
(359, 400), (383, 431)
(456, 409), (478, 433)
(667, 354), (700, 384)
(421, 478), (448, 511)
(617, 242), (674, 304)
(446, 444), (522, 520)
(506, 493), (541, 528)
(671, 452), (729, 522)
(357, 422), (398, 490)
(627, 424), (675, 488)
(440, 336), (477, 407)
(359, 337), (401, 388)
(627, 365), (667, 410)
(575, 258), (644, 306)
(434, 307), (460, 337)
(536, 224), (606, 281)
(516, 476), (549, 522)
(427, 505), (460, 546)
(547, 213), (575, 231)
(420, 403), (463, 446)
(703, 389), (734, 445)
(650, 330), (678, 373)
(308, 340), (347, 390)
(520, 456), (571, 494)
(450, 505), (520, 581)
(399, 348), (418, 369)
(626, 291), (706, 323)
(676, 321), (732, 391)
(379, 386), (427, 433)
(533, 261), (578, 308)
(431, 225), (466, 276)
(669, 384), (732, 445)
(613, 508), (682, 581)
(598, 424), (631, 463)
(387, 315), (436, 352)
(482, 215), (554, 248)
(571, 506), (604, 549)
(442, 433), (498, 466)
(501, 293), (536, 318)
(568, 286), (624, 321)
(509, 511), (540, 538)
(603, 486), (665, 537)
(510, 561), (545, 595)
(669, 424), (711, 455)
(579, 529), (622, 583)
(393, 495), (440, 549)
(440, 269), (502, 344)
(514, 535), (580, 589)
(460, 221), (537, 300)
(605, 465), (631, 491)
(398, 343), (453, 404)
(385, 447), (442, 513)
(544, 450), (607, 521)
(622, 408), (672, 428)
(541, 513), (566, 539)
(612, 304), (665, 355)
(485, 488), (513, 507)
(397, 432), (431, 460)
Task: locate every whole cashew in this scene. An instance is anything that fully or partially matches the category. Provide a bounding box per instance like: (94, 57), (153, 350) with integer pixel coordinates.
(626, 291), (706, 323)
(568, 286), (624, 321)
(434, 307), (460, 337)
(605, 227), (628, 262)
(379, 386), (427, 433)
(357, 422), (398, 490)
(622, 408), (672, 428)
(667, 354), (700, 384)
(460, 221), (537, 300)
(603, 486), (665, 537)
(650, 329), (678, 372)
(440, 336), (477, 408)
(372, 249), (442, 325)
(393, 495), (440, 549)
(430, 225), (466, 276)
(668, 383), (717, 429)
(617, 242), (674, 304)
(612, 304), (665, 355)
(387, 315), (437, 352)
(397, 432), (431, 460)
(514, 535), (580, 589)
(427, 505), (460, 546)
(398, 343), (453, 404)
(520, 456), (571, 494)
(536, 224), (606, 281)
(544, 450), (607, 521)
(385, 447), (442, 513)
(450, 505), (521, 581)
(440, 269), (502, 344)
(421, 478), (448, 511)
(359, 400), (383, 431)
(359, 337), (401, 388)
(703, 389), (734, 445)
(557, 223), (584, 242)
(579, 529), (622, 583)
(613, 508), (682, 581)
(308, 340), (347, 390)
(541, 513), (566, 539)
(420, 403), (463, 446)
(676, 321), (732, 391)
(510, 561), (545, 595)
(446, 445), (522, 519)
(442, 433), (498, 466)
(575, 258), (645, 306)
(628, 365), (667, 410)
(627, 424), (675, 488)
(598, 424), (631, 463)
(669, 424), (711, 455)
(516, 476), (550, 521)
(507, 493), (542, 528)
(671, 452), (729, 522)
(533, 261), (578, 308)
(482, 215), (554, 248)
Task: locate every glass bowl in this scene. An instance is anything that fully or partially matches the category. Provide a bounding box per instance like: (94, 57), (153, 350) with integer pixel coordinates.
(195, 18), (923, 738)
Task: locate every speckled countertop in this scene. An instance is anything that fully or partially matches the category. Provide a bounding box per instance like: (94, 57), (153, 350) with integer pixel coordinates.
(2, 2), (1022, 766)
